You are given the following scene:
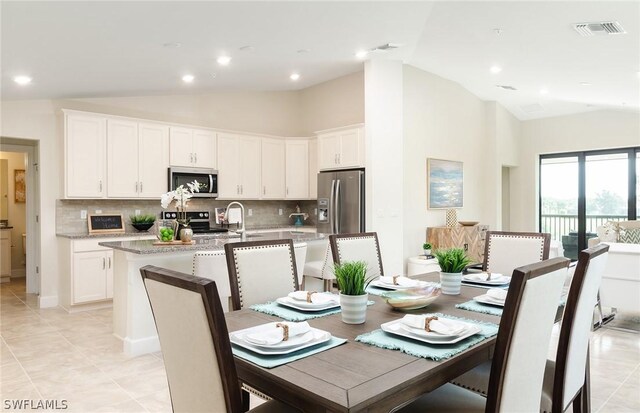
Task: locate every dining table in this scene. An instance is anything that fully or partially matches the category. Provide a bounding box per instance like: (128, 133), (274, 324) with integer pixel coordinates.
(224, 272), (517, 413)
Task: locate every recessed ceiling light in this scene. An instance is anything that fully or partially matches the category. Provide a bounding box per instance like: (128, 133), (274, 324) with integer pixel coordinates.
(290, 73), (300, 81)
(490, 65), (502, 74)
(217, 56), (232, 66)
(493, 28), (503, 35)
(182, 74), (195, 83)
(580, 82), (592, 86)
(355, 50), (369, 59)
(539, 88), (549, 95)
(163, 42), (182, 48)
(239, 46), (254, 52)
(13, 76), (32, 85)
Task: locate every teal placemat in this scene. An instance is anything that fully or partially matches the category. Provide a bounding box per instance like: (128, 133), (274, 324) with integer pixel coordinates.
(456, 300), (503, 316)
(250, 299), (374, 322)
(232, 336), (347, 369)
(355, 313), (499, 361)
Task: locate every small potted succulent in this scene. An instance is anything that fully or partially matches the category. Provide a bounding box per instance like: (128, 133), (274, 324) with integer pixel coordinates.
(334, 261), (372, 324)
(423, 242), (433, 257)
(434, 248), (471, 295)
(130, 214), (156, 232)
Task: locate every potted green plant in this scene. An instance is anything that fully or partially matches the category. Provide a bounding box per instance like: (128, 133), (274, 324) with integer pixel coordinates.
(423, 242), (433, 256)
(334, 261), (371, 324)
(130, 214), (156, 232)
(433, 248), (471, 295)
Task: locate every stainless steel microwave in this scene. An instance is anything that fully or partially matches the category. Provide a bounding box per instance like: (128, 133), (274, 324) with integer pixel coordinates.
(168, 167), (218, 198)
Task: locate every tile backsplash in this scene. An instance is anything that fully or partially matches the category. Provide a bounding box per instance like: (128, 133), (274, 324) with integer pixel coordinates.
(56, 199), (317, 234)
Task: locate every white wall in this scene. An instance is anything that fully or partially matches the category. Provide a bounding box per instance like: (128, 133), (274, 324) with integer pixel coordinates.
(299, 71), (364, 135)
(1, 100), (59, 306)
(402, 65), (491, 262)
(511, 110), (640, 232)
(0, 151), (27, 271)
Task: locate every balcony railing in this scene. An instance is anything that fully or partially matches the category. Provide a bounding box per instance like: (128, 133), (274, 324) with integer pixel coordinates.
(541, 214), (627, 242)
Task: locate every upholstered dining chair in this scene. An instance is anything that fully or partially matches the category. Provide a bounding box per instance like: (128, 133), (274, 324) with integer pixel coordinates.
(302, 240), (335, 291)
(193, 250), (230, 312)
(451, 244), (610, 413)
(394, 257), (570, 413)
(139, 265), (299, 413)
(225, 239), (299, 310)
(329, 232), (384, 280)
(475, 231), (552, 276)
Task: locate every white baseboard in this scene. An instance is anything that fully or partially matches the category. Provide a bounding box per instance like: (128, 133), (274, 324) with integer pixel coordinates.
(122, 335), (161, 357)
(38, 295), (59, 308)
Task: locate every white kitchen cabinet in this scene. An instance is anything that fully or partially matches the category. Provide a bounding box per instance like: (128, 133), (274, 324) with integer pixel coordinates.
(308, 139), (318, 199)
(217, 134), (261, 199)
(72, 250), (113, 303)
(285, 140), (309, 199)
(65, 113), (106, 198)
(138, 123), (170, 197)
(107, 119), (139, 198)
(317, 125), (364, 170)
(262, 138), (286, 199)
(107, 121), (169, 198)
(169, 127), (216, 168)
(0, 230), (11, 280)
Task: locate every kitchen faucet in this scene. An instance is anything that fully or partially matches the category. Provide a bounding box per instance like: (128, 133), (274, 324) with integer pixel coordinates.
(224, 201), (246, 241)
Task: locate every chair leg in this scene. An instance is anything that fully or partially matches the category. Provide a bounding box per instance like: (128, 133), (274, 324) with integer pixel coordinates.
(323, 279), (332, 292)
(242, 389), (250, 412)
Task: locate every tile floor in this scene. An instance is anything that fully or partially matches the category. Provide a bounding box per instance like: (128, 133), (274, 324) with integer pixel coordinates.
(1, 278), (639, 412)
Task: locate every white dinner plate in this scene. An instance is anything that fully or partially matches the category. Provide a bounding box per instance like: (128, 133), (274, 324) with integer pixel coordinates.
(462, 273), (511, 286)
(230, 325), (331, 355)
(473, 294), (505, 307)
(275, 296), (340, 312)
(381, 319), (482, 345)
(370, 279), (428, 291)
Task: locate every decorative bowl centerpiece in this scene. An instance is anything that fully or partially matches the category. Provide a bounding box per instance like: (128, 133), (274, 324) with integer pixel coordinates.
(382, 285), (441, 311)
(130, 214), (156, 232)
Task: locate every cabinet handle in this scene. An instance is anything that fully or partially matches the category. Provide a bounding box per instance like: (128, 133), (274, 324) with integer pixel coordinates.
(135, 182), (138, 193)
(286, 187), (289, 195)
(108, 257), (111, 269)
(99, 180), (103, 192)
(237, 185), (240, 195)
(194, 153), (197, 164)
(140, 182), (143, 193)
(190, 153), (194, 163)
(102, 257), (106, 270)
(263, 186), (266, 195)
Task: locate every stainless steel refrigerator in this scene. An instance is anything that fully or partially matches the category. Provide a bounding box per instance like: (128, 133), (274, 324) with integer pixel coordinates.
(317, 169), (365, 234)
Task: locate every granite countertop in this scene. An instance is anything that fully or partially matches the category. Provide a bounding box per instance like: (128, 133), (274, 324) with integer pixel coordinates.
(57, 224), (316, 239)
(98, 230), (328, 255)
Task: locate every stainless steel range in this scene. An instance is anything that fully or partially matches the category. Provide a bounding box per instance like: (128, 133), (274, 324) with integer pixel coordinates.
(160, 211), (229, 234)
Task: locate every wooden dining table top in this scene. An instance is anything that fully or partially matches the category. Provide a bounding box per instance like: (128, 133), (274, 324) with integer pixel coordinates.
(224, 273), (503, 413)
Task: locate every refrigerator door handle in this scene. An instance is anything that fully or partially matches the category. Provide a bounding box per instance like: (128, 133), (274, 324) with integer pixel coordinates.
(334, 179), (341, 233)
(329, 179), (336, 233)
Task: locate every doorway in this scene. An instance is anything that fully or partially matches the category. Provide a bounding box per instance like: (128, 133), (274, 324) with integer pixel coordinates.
(0, 139), (40, 295)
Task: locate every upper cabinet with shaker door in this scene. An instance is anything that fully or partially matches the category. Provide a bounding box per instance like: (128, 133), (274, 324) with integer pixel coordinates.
(316, 125), (364, 171)
(107, 121), (169, 199)
(308, 139), (318, 199)
(169, 127), (216, 168)
(262, 138), (286, 199)
(238, 136), (261, 199)
(65, 112), (107, 198)
(216, 133), (240, 199)
(285, 140), (309, 199)
(216, 134), (261, 199)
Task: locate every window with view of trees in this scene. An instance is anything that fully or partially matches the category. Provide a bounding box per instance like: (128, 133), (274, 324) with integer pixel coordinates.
(540, 148), (638, 260)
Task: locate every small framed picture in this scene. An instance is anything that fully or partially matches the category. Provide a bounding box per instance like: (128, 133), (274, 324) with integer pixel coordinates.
(215, 207), (226, 224)
(427, 158), (463, 209)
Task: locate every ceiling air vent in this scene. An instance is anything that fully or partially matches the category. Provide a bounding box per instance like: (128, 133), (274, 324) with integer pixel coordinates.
(573, 21), (626, 36)
(496, 85), (517, 91)
(369, 43), (403, 54)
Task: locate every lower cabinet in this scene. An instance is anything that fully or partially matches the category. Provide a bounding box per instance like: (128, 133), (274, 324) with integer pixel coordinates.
(426, 225), (489, 264)
(72, 250), (113, 303)
(1, 230), (11, 281)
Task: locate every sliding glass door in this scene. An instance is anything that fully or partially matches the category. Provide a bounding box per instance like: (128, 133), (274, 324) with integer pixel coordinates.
(540, 147), (638, 260)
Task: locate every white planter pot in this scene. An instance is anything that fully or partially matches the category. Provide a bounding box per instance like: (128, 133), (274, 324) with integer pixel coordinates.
(339, 293), (369, 324)
(424, 249), (431, 256)
(440, 272), (462, 295)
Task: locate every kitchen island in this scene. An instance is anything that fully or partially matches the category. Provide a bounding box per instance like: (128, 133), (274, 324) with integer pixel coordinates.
(99, 230), (327, 356)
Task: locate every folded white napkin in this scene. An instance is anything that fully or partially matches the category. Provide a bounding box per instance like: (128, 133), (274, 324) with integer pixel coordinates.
(401, 315), (467, 336)
(288, 291), (339, 305)
(245, 322), (311, 346)
(486, 288), (508, 302)
(464, 272), (504, 282)
(379, 276), (419, 287)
